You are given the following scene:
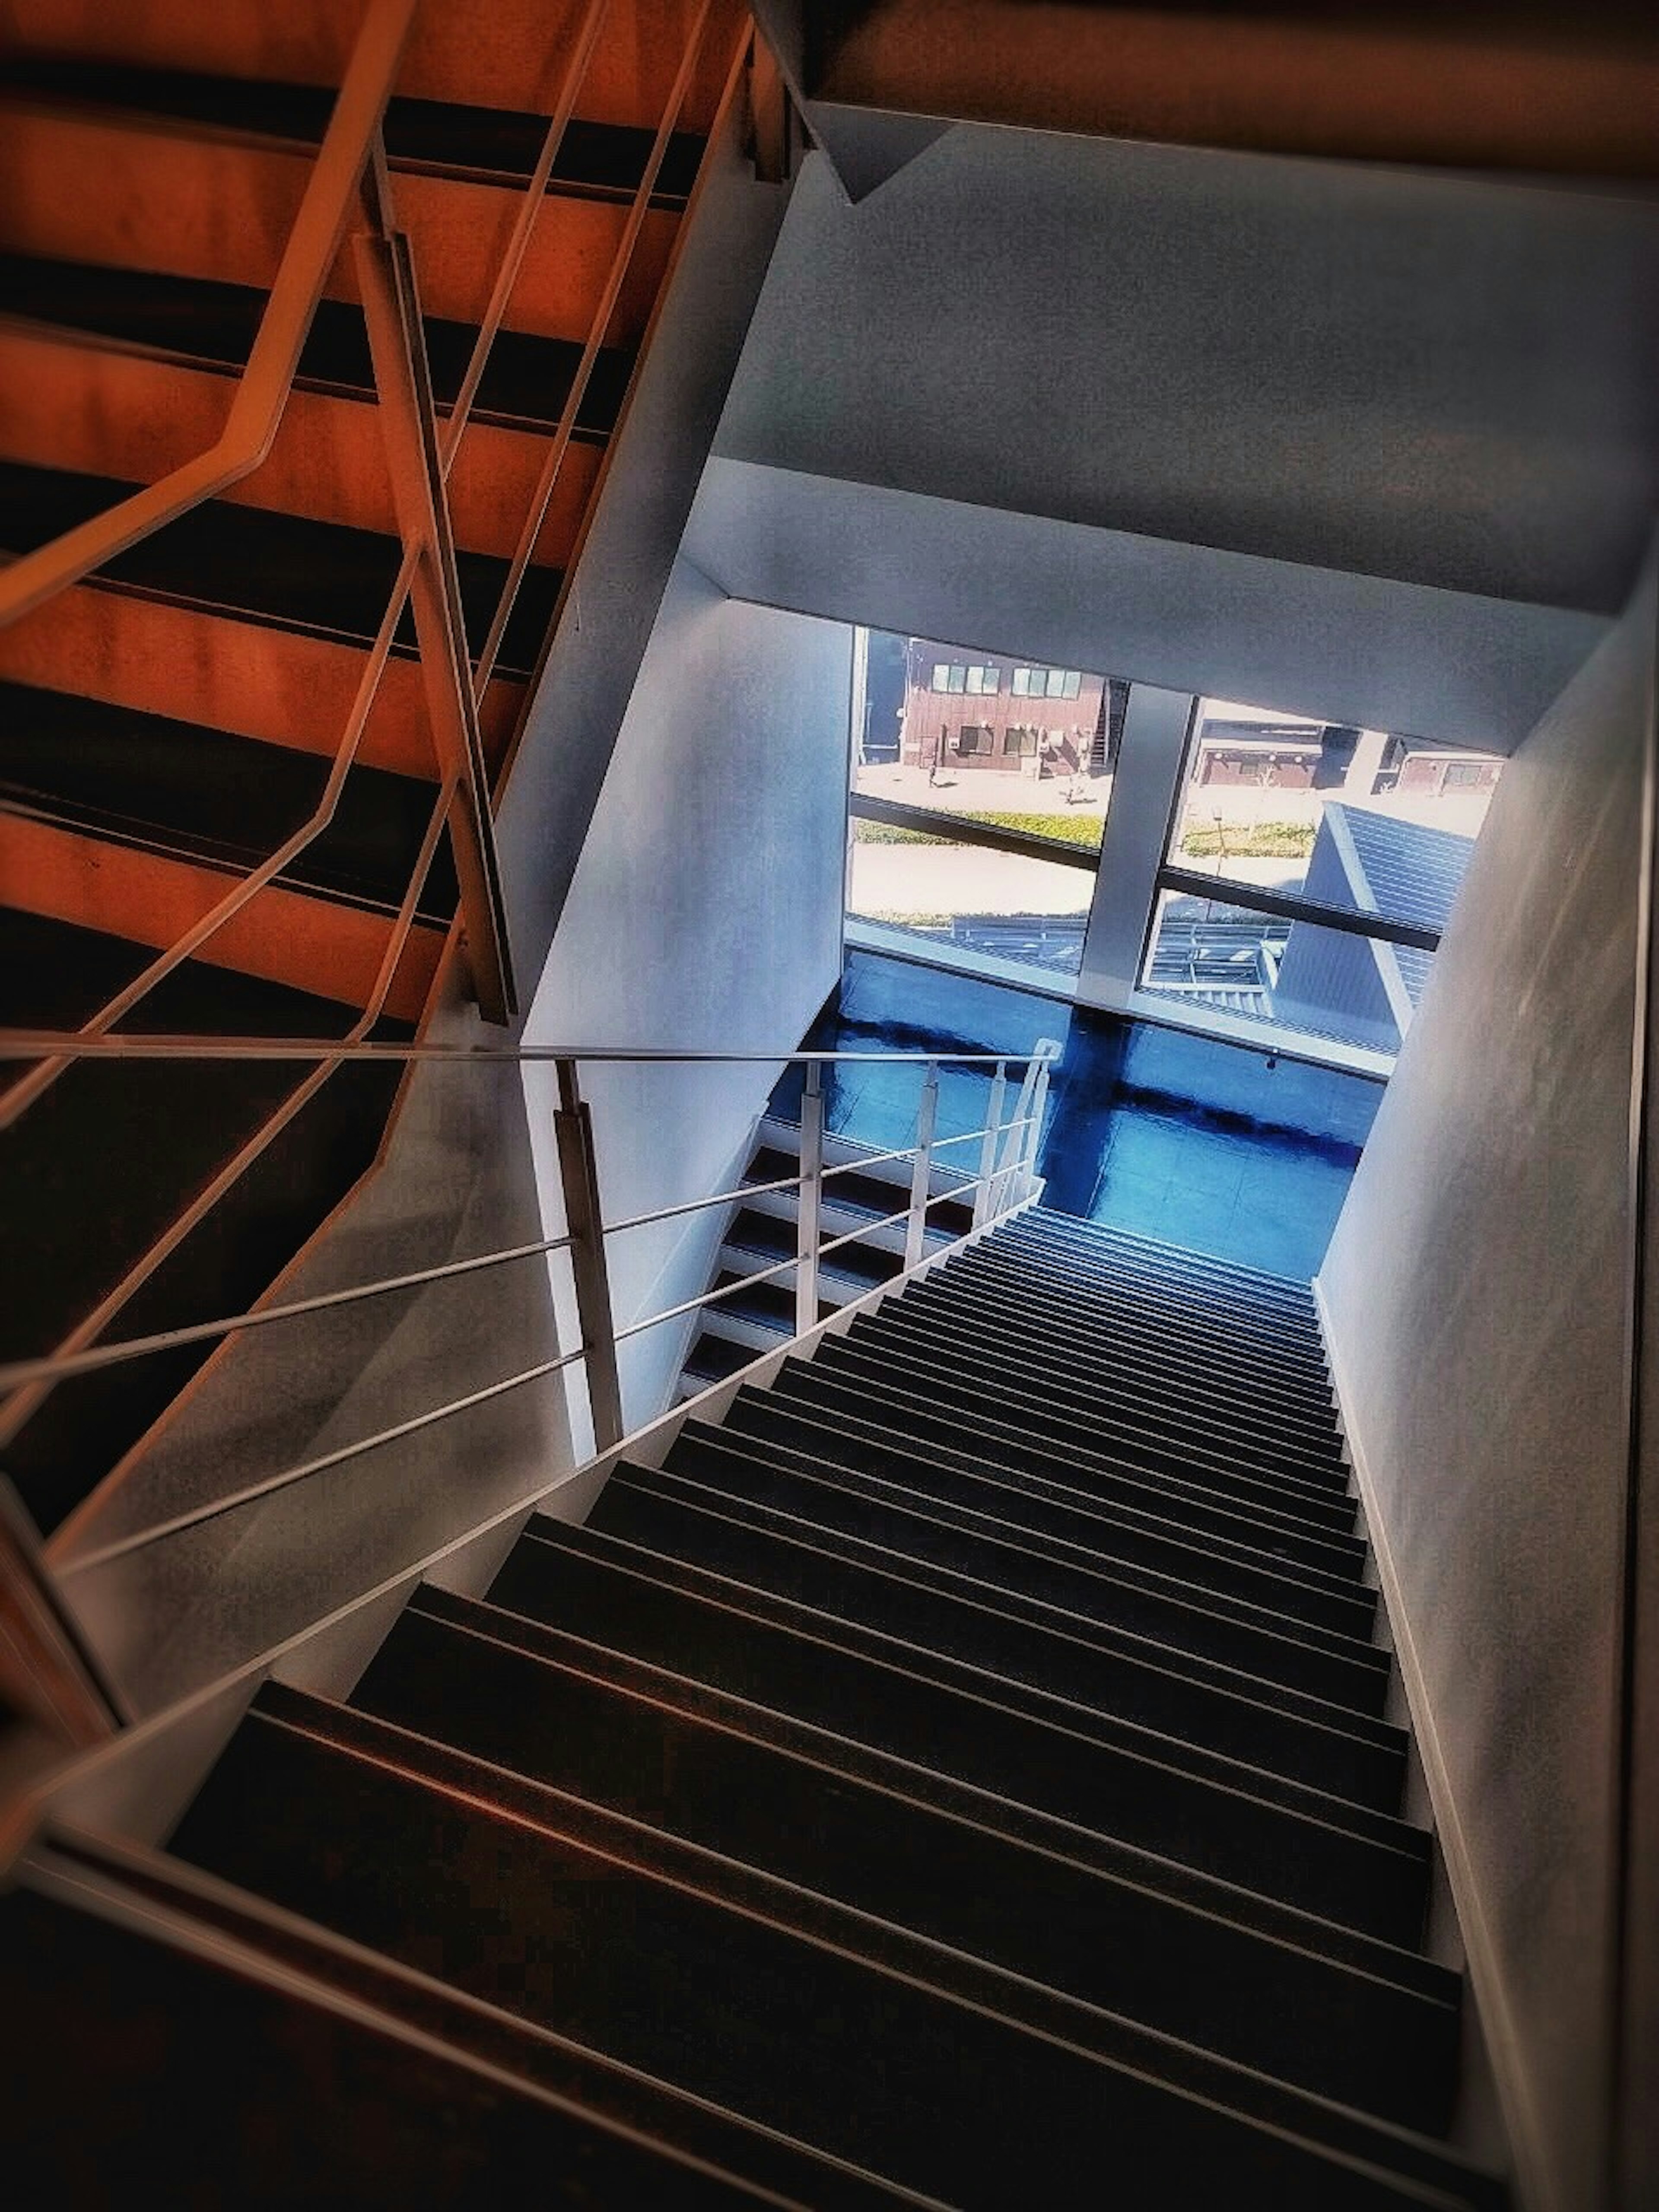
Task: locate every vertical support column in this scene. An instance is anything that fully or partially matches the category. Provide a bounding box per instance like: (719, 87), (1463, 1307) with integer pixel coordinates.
(905, 1063), (940, 1269)
(1075, 685), (1198, 1014)
(553, 1058), (623, 1452)
(795, 1062), (824, 1335)
(973, 1061), (1008, 1228)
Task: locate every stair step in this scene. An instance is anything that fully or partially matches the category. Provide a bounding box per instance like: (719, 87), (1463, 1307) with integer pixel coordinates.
(0, 251), (636, 442)
(0, 458), (558, 679)
(726, 1204), (903, 1287)
(769, 1357), (1363, 1549)
(353, 1596), (1458, 2133)
(677, 1409), (1379, 1643)
(819, 1323), (1352, 1493)
(1014, 1208), (1323, 1317)
(3, 1876), (834, 2210)
(660, 1427), (1391, 1717)
(0, 59), (707, 203)
(747, 1144), (975, 1236)
(0, 682), (457, 922)
(939, 1244), (1336, 1382)
(165, 1686), (1474, 2207)
(744, 1366), (1368, 1583)
(588, 1467), (1408, 1811)
(490, 1525), (1430, 1944)
(872, 1281), (1345, 1452)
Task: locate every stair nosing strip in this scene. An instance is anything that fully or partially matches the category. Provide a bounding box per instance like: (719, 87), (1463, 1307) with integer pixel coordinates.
(253, 1688), (1460, 2162)
(605, 1462), (1404, 1755)
(410, 1583), (1447, 1993)
(731, 1381), (1368, 1592)
(671, 1423), (1386, 1677)
(518, 1520), (1421, 1843)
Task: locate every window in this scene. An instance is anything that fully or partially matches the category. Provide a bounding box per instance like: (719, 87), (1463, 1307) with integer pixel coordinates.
(930, 664), (951, 692)
(1063, 671), (1081, 700)
(1143, 699), (1506, 1053)
(956, 725), (993, 756)
(1045, 669), (1068, 698)
(966, 665), (1000, 695)
(1003, 726), (1038, 756)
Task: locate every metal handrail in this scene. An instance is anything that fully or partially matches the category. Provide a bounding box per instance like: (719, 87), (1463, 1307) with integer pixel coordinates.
(0, 1), (746, 1446)
(0, 0), (421, 630)
(26, 1039), (1056, 1577)
(0, 0), (622, 1136)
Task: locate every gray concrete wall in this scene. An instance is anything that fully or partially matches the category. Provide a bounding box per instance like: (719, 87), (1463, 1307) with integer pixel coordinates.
(493, 75), (796, 985)
(1317, 556), (1658, 2212)
(686, 458), (1609, 753)
(523, 560), (851, 1437)
(714, 141), (1659, 615)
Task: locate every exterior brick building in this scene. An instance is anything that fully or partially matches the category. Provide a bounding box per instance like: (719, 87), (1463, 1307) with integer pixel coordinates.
(893, 637), (1106, 778)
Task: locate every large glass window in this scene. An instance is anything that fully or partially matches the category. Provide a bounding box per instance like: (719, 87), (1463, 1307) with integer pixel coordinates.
(1143, 700), (1505, 1053)
(850, 629), (1119, 985)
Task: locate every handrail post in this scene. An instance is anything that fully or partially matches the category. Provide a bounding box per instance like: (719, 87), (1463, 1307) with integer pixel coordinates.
(1023, 1055), (1054, 1201)
(906, 1062), (941, 1269)
(553, 1058), (623, 1452)
(795, 1063), (824, 1334)
(994, 1058), (1042, 1217)
(973, 1061), (1008, 1229)
(356, 164), (517, 1026)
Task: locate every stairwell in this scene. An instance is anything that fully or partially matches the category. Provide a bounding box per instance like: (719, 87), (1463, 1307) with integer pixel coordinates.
(8, 1210), (1507, 2208)
(0, 0), (750, 1549)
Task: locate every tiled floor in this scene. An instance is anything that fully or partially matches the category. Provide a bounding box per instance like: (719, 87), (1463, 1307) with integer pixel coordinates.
(772, 951), (1382, 1281)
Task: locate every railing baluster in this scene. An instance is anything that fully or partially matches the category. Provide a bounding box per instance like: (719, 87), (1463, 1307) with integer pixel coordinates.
(796, 1063), (824, 1334)
(553, 1059), (624, 1452)
(974, 1061), (1008, 1228)
(906, 1062), (941, 1268)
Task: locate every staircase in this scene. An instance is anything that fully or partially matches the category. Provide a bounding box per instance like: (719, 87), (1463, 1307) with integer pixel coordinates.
(9, 1209), (1508, 2207)
(0, 0), (748, 1548)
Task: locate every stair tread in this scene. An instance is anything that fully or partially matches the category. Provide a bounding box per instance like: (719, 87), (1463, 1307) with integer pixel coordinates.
(162, 1686), (1477, 2204)
(0, 250), (636, 439)
(0, 680), (457, 920)
(4, 1878), (828, 2209)
(351, 1598), (1456, 2133)
(501, 1521), (1431, 1883)
(0, 58), (706, 200)
(611, 1457), (1394, 1730)
(661, 1427), (1390, 1713)
(680, 1411), (1380, 1643)
(0, 457), (559, 677)
(589, 1468), (1407, 1812)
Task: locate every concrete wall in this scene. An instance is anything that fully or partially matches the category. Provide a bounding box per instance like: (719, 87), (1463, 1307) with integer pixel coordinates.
(715, 141), (1659, 614)
(523, 559), (851, 1440)
(686, 458), (1609, 754)
(1317, 556), (1658, 2212)
(493, 74), (796, 984)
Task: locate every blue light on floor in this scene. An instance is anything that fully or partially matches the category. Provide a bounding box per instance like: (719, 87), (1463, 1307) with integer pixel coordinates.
(778, 952), (1382, 1281)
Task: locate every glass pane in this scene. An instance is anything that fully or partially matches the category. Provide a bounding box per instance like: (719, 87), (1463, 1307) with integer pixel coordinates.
(852, 631), (1114, 855)
(849, 821), (1093, 978)
(1141, 888), (1431, 1054)
(1167, 698), (1503, 925)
